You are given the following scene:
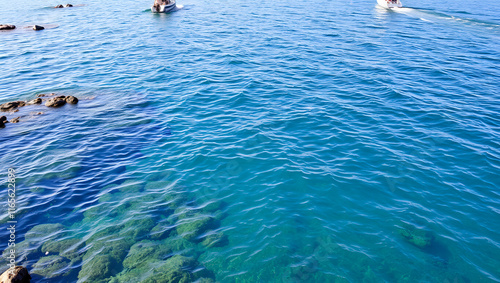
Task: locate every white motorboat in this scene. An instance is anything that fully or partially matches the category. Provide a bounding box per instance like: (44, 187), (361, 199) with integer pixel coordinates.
(377, 0), (402, 8)
(151, 0), (176, 13)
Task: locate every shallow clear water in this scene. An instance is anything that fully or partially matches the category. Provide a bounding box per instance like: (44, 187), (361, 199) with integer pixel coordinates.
(1, 0), (499, 282)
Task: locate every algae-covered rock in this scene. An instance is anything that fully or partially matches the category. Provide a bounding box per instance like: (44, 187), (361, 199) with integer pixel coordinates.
(398, 225), (433, 249)
(86, 225), (124, 244)
(83, 239), (131, 263)
(119, 217), (155, 242)
(160, 237), (197, 256)
(31, 255), (71, 278)
(25, 223), (66, 240)
(158, 255), (197, 272)
(122, 240), (172, 270)
(78, 254), (120, 283)
(150, 220), (175, 240)
(141, 269), (193, 283)
(176, 214), (215, 242)
(41, 238), (84, 260)
(201, 231), (228, 248)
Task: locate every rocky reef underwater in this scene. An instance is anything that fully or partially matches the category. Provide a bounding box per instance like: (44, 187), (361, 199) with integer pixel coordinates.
(0, 177), (227, 283)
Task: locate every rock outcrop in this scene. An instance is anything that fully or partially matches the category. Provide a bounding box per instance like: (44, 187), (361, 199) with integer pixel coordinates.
(66, 4), (74, 7)
(45, 96), (67, 107)
(0, 101), (26, 112)
(65, 95), (78, 104)
(0, 266), (31, 283)
(33, 25), (45, 31)
(27, 98), (42, 105)
(0, 116), (7, 127)
(55, 4), (64, 8)
(0, 25), (16, 30)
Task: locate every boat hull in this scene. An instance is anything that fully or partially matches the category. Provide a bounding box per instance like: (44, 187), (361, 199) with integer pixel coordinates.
(377, 0), (402, 8)
(151, 1), (176, 13)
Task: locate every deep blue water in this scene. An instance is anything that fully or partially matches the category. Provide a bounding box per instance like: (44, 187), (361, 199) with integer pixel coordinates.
(1, 0), (499, 282)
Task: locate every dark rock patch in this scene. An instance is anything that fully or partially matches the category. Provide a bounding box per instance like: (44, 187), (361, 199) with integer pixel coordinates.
(55, 4), (64, 8)
(65, 96), (78, 104)
(33, 25), (45, 31)
(0, 101), (26, 112)
(45, 96), (67, 107)
(27, 98), (42, 105)
(0, 25), (16, 30)
(66, 4), (74, 7)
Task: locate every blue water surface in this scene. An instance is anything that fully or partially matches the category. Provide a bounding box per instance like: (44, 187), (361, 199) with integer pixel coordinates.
(0, 0), (499, 282)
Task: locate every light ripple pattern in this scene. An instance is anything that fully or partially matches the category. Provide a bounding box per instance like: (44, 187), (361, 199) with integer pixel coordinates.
(0, 0), (499, 282)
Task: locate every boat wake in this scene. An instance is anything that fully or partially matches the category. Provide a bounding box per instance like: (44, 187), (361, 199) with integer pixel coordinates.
(392, 7), (500, 30)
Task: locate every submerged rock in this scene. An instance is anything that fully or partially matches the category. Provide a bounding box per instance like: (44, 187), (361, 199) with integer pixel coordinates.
(119, 217), (155, 241)
(150, 220), (175, 240)
(41, 238), (84, 261)
(0, 266), (31, 283)
(122, 240), (172, 270)
(78, 254), (119, 282)
(10, 117), (20, 123)
(160, 236), (198, 257)
(33, 25), (45, 31)
(140, 255), (197, 283)
(79, 239), (131, 282)
(45, 96), (66, 107)
(201, 231), (228, 248)
(65, 95), (78, 104)
(398, 225), (433, 249)
(31, 255), (71, 278)
(141, 269), (193, 283)
(176, 214), (216, 242)
(0, 25), (16, 30)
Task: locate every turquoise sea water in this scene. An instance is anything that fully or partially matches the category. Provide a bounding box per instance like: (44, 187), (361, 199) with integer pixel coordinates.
(1, 0), (499, 282)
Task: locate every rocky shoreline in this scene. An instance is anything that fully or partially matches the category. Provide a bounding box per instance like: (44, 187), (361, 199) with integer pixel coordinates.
(0, 93), (79, 128)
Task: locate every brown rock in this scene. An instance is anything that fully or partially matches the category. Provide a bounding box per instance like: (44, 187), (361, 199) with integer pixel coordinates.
(36, 94), (46, 98)
(27, 98), (42, 105)
(0, 25), (16, 30)
(65, 96), (78, 104)
(0, 266), (31, 282)
(65, 4), (73, 7)
(10, 117), (20, 123)
(55, 4), (64, 8)
(45, 97), (66, 107)
(0, 101), (25, 112)
(33, 25), (44, 31)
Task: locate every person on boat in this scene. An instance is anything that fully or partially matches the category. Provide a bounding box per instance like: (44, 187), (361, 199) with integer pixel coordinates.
(153, 0), (170, 12)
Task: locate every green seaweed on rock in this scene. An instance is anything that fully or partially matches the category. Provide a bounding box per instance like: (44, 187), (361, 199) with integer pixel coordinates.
(31, 255), (72, 278)
(397, 224), (433, 249)
(176, 214), (216, 242)
(122, 240), (173, 270)
(41, 238), (85, 261)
